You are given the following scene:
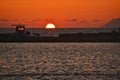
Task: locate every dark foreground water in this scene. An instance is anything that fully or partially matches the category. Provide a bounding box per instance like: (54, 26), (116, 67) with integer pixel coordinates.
(0, 43), (120, 80)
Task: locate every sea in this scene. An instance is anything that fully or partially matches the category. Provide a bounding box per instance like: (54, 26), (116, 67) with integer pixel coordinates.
(0, 43), (120, 80)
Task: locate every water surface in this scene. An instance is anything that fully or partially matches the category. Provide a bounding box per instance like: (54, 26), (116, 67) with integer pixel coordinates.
(0, 43), (120, 80)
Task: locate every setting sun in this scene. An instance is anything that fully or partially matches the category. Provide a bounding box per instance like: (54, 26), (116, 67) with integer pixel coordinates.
(45, 23), (56, 29)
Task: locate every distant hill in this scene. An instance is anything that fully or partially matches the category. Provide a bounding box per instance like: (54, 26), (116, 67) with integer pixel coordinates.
(102, 18), (120, 28)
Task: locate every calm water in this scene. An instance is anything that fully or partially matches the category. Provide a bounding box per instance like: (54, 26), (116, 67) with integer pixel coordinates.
(0, 43), (120, 80)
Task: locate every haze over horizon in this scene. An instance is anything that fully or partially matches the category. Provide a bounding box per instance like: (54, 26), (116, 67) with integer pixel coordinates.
(0, 0), (120, 28)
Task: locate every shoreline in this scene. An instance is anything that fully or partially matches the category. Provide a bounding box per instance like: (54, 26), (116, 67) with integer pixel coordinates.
(0, 31), (120, 42)
(0, 36), (120, 42)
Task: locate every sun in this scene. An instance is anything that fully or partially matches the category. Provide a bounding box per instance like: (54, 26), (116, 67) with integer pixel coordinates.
(45, 23), (56, 29)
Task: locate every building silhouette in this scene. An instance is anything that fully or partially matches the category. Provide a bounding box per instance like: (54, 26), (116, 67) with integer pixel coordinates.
(12, 23), (26, 37)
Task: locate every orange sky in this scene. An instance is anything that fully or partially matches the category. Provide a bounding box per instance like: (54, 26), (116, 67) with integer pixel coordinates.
(0, 0), (120, 28)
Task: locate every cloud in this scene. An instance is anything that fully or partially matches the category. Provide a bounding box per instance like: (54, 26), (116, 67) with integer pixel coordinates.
(68, 18), (78, 22)
(93, 19), (100, 23)
(32, 18), (42, 22)
(75, 20), (87, 24)
(14, 19), (19, 21)
(32, 19), (37, 21)
(22, 18), (28, 21)
(0, 19), (9, 22)
(38, 19), (41, 20)
(45, 19), (54, 22)
(13, 18), (28, 21)
(79, 20), (86, 23)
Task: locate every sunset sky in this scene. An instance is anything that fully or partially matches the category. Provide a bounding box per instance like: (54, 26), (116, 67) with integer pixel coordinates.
(0, 0), (120, 28)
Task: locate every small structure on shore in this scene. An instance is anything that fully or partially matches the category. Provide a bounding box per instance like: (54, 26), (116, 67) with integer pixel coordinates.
(12, 23), (26, 36)
(12, 23), (40, 37)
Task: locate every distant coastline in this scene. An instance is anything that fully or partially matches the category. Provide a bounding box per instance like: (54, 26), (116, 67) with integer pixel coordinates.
(0, 30), (120, 42)
(0, 24), (120, 42)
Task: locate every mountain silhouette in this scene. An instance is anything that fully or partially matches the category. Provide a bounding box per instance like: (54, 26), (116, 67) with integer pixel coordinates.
(102, 18), (120, 28)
